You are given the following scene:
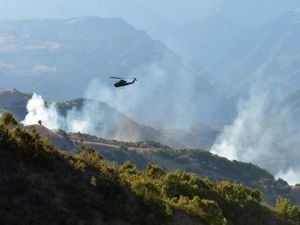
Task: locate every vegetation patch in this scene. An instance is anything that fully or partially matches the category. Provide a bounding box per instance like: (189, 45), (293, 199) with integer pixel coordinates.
(0, 112), (299, 225)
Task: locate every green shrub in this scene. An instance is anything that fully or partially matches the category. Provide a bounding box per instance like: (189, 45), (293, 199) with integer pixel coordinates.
(171, 196), (227, 225)
(0, 112), (17, 127)
(75, 146), (103, 167)
(217, 181), (262, 205)
(146, 163), (166, 179)
(162, 170), (213, 199)
(275, 197), (300, 225)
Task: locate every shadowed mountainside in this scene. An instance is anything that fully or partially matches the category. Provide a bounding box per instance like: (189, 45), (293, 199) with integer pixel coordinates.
(1, 113), (299, 225)
(0, 88), (31, 120)
(26, 124), (300, 207)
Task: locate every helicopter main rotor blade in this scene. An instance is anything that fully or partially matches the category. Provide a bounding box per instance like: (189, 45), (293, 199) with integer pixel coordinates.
(109, 76), (124, 79)
(110, 76), (137, 80)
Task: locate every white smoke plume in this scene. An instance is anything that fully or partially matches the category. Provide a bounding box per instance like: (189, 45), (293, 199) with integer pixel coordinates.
(85, 62), (232, 130)
(21, 64), (195, 134)
(20, 59), (233, 149)
(211, 88), (300, 185)
(22, 93), (60, 129)
(21, 63), (200, 144)
(21, 93), (120, 138)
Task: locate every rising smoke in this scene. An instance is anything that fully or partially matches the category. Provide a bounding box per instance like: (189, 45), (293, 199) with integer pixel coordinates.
(21, 63), (214, 134)
(21, 93), (120, 138)
(21, 59), (233, 148)
(22, 93), (61, 129)
(85, 62), (232, 130)
(21, 71), (300, 185)
(211, 88), (300, 185)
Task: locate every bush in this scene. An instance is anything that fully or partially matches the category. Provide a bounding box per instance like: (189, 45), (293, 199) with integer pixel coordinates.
(275, 197), (300, 225)
(162, 170), (213, 199)
(11, 127), (53, 160)
(217, 181), (262, 205)
(146, 163), (166, 179)
(0, 112), (17, 127)
(172, 196), (227, 225)
(75, 146), (103, 167)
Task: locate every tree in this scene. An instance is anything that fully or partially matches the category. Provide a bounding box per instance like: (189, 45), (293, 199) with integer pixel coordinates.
(0, 112), (17, 126)
(77, 146), (103, 166)
(275, 197), (300, 225)
(146, 163), (166, 179)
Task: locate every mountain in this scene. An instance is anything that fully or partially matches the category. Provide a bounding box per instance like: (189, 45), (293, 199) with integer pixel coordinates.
(212, 10), (300, 98)
(55, 98), (184, 148)
(1, 115), (298, 225)
(25, 123), (300, 207)
(0, 88), (219, 149)
(160, 124), (219, 149)
(1, 88), (298, 206)
(0, 17), (234, 128)
(0, 17), (178, 100)
(211, 88), (300, 188)
(169, 2), (300, 84)
(267, 90), (300, 172)
(0, 88), (31, 120)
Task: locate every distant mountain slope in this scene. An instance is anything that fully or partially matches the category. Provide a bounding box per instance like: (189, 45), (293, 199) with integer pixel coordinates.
(211, 88), (300, 189)
(0, 88), (219, 149)
(0, 88), (31, 120)
(0, 17), (234, 128)
(213, 10), (300, 98)
(55, 98), (184, 148)
(160, 124), (219, 149)
(169, 1), (300, 80)
(0, 17), (181, 99)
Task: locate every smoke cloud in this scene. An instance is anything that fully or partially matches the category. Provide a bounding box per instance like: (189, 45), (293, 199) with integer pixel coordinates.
(22, 63), (206, 131)
(21, 93), (120, 138)
(86, 62), (232, 130)
(21, 70), (300, 186)
(21, 59), (232, 148)
(22, 93), (60, 129)
(211, 88), (300, 185)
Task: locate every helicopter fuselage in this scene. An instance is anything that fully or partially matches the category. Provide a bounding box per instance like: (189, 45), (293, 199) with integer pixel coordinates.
(114, 79), (136, 87)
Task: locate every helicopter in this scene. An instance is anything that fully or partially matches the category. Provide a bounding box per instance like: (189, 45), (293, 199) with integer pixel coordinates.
(110, 77), (137, 87)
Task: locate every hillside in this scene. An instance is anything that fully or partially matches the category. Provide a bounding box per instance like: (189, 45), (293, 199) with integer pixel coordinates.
(0, 17), (180, 100)
(171, 1), (300, 81)
(0, 88), (218, 149)
(1, 88), (299, 204)
(1, 112), (299, 225)
(55, 98), (184, 148)
(160, 125), (219, 149)
(211, 88), (300, 188)
(26, 124), (299, 206)
(213, 10), (300, 98)
(0, 17), (234, 128)
(0, 88), (31, 120)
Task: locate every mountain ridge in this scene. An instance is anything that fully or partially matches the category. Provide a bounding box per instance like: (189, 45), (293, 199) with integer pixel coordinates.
(213, 10), (300, 98)
(25, 123), (300, 207)
(0, 17), (234, 128)
(0, 88), (219, 149)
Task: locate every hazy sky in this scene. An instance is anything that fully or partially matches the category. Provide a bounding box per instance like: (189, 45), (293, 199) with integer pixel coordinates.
(0, 0), (219, 20)
(2, 0), (299, 41)
(0, 0), (222, 41)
